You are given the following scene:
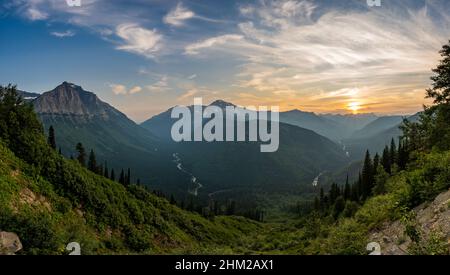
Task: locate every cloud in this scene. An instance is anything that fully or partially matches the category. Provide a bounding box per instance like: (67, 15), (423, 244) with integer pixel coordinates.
(187, 74), (197, 80)
(163, 3), (195, 27)
(146, 76), (170, 92)
(50, 30), (75, 38)
(178, 89), (198, 101)
(163, 2), (225, 27)
(115, 23), (163, 58)
(110, 84), (143, 95)
(27, 7), (48, 20)
(185, 34), (243, 55)
(110, 84), (127, 95)
(129, 86), (142, 94)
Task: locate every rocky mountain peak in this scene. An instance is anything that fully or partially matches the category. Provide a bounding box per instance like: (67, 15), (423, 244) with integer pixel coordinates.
(209, 100), (236, 108)
(33, 82), (120, 118)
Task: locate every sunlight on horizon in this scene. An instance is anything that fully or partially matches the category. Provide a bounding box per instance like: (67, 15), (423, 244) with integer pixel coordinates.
(347, 102), (362, 114)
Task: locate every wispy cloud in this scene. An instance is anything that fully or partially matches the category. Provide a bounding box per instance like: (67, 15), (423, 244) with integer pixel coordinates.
(27, 7), (48, 20)
(129, 86), (142, 94)
(110, 83), (143, 95)
(163, 3), (195, 27)
(163, 2), (226, 27)
(50, 30), (75, 38)
(185, 34), (243, 55)
(115, 23), (163, 58)
(146, 76), (170, 92)
(177, 89), (198, 101)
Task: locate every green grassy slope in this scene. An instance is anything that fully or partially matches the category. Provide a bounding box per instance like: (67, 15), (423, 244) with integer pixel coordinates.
(0, 140), (262, 254)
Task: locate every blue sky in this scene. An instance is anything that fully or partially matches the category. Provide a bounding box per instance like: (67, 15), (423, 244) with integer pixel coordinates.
(1, 0), (450, 122)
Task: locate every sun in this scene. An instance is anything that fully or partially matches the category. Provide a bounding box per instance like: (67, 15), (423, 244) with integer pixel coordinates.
(347, 102), (361, 114)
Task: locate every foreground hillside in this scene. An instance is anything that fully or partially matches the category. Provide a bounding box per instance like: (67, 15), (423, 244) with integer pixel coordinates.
(0, 140), (264, 254)
(0, 85), (262, 254)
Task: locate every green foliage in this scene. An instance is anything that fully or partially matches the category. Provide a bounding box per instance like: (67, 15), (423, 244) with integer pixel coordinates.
(324, 219), (367, 255)
(394, 152), (450, 208)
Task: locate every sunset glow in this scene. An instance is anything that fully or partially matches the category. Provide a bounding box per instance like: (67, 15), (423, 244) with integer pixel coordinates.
(347, 102), (361, 114)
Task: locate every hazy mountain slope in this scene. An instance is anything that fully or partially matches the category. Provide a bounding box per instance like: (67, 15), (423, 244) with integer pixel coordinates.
(343, 113), (420, 159)
(320, 113), (378, 133)
(279, 110), (348, 140)
(352, 116), (405, 139)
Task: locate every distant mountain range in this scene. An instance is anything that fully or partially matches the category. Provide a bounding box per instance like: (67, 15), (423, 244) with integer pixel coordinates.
(141, 100), (350, 201)
(25, 82), (416, 205)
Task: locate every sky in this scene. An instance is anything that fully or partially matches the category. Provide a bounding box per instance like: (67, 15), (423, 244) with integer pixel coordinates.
(1, 0), (450, 122)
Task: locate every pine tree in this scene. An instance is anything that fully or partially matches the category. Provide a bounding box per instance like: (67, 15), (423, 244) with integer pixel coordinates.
(226, 200), (236, 215)
(76, 143), (86, 167)
(356, 172), (363, 201)
(314, 197), (320, 211)
(373, 153), (380, 173)
(381, 146), (391, 174)
(47, 126), (56, 150)
(319, 187), (325, 211)
(361, 150), (374, 200)
(333, 196), (345, 219)
(344, 174), (351, 201)
(97, 164), (103, 176)
(170, 195), (176, 205)
(103, 161), (109, 178)
(397, 138), (408, 170)
(119, 169), (125, 185)
(110, 169), (115, 181)
(88, 149), (97, 172)
(389, 138), (397, 168)
(126, 168), (131, 185)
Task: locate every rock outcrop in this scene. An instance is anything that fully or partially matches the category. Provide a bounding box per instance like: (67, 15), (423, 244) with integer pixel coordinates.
(370, 188), (450, 255)
(0, 232), (23, 255)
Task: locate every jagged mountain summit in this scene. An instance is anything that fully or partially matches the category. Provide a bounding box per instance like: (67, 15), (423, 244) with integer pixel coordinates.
(33, 81), (122, 118)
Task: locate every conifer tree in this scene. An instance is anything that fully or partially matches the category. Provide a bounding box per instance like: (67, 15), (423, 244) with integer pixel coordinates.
(170, 195), (176, 205)
(76, 143), (86, 167)
(47, 126), (56, 150)
(126, 168), (131, 185)
(389, 138), (397, 167)
(361, 150), (374, 200)
(119, 169), (125, 185)
(381, 146), (391, 174)
(110, 169), (115, 181)
(373, 153), (380, 173)
(88, 149), (97, 172)
(344, 174), (351, 201)
(103, 161), (109, 178)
